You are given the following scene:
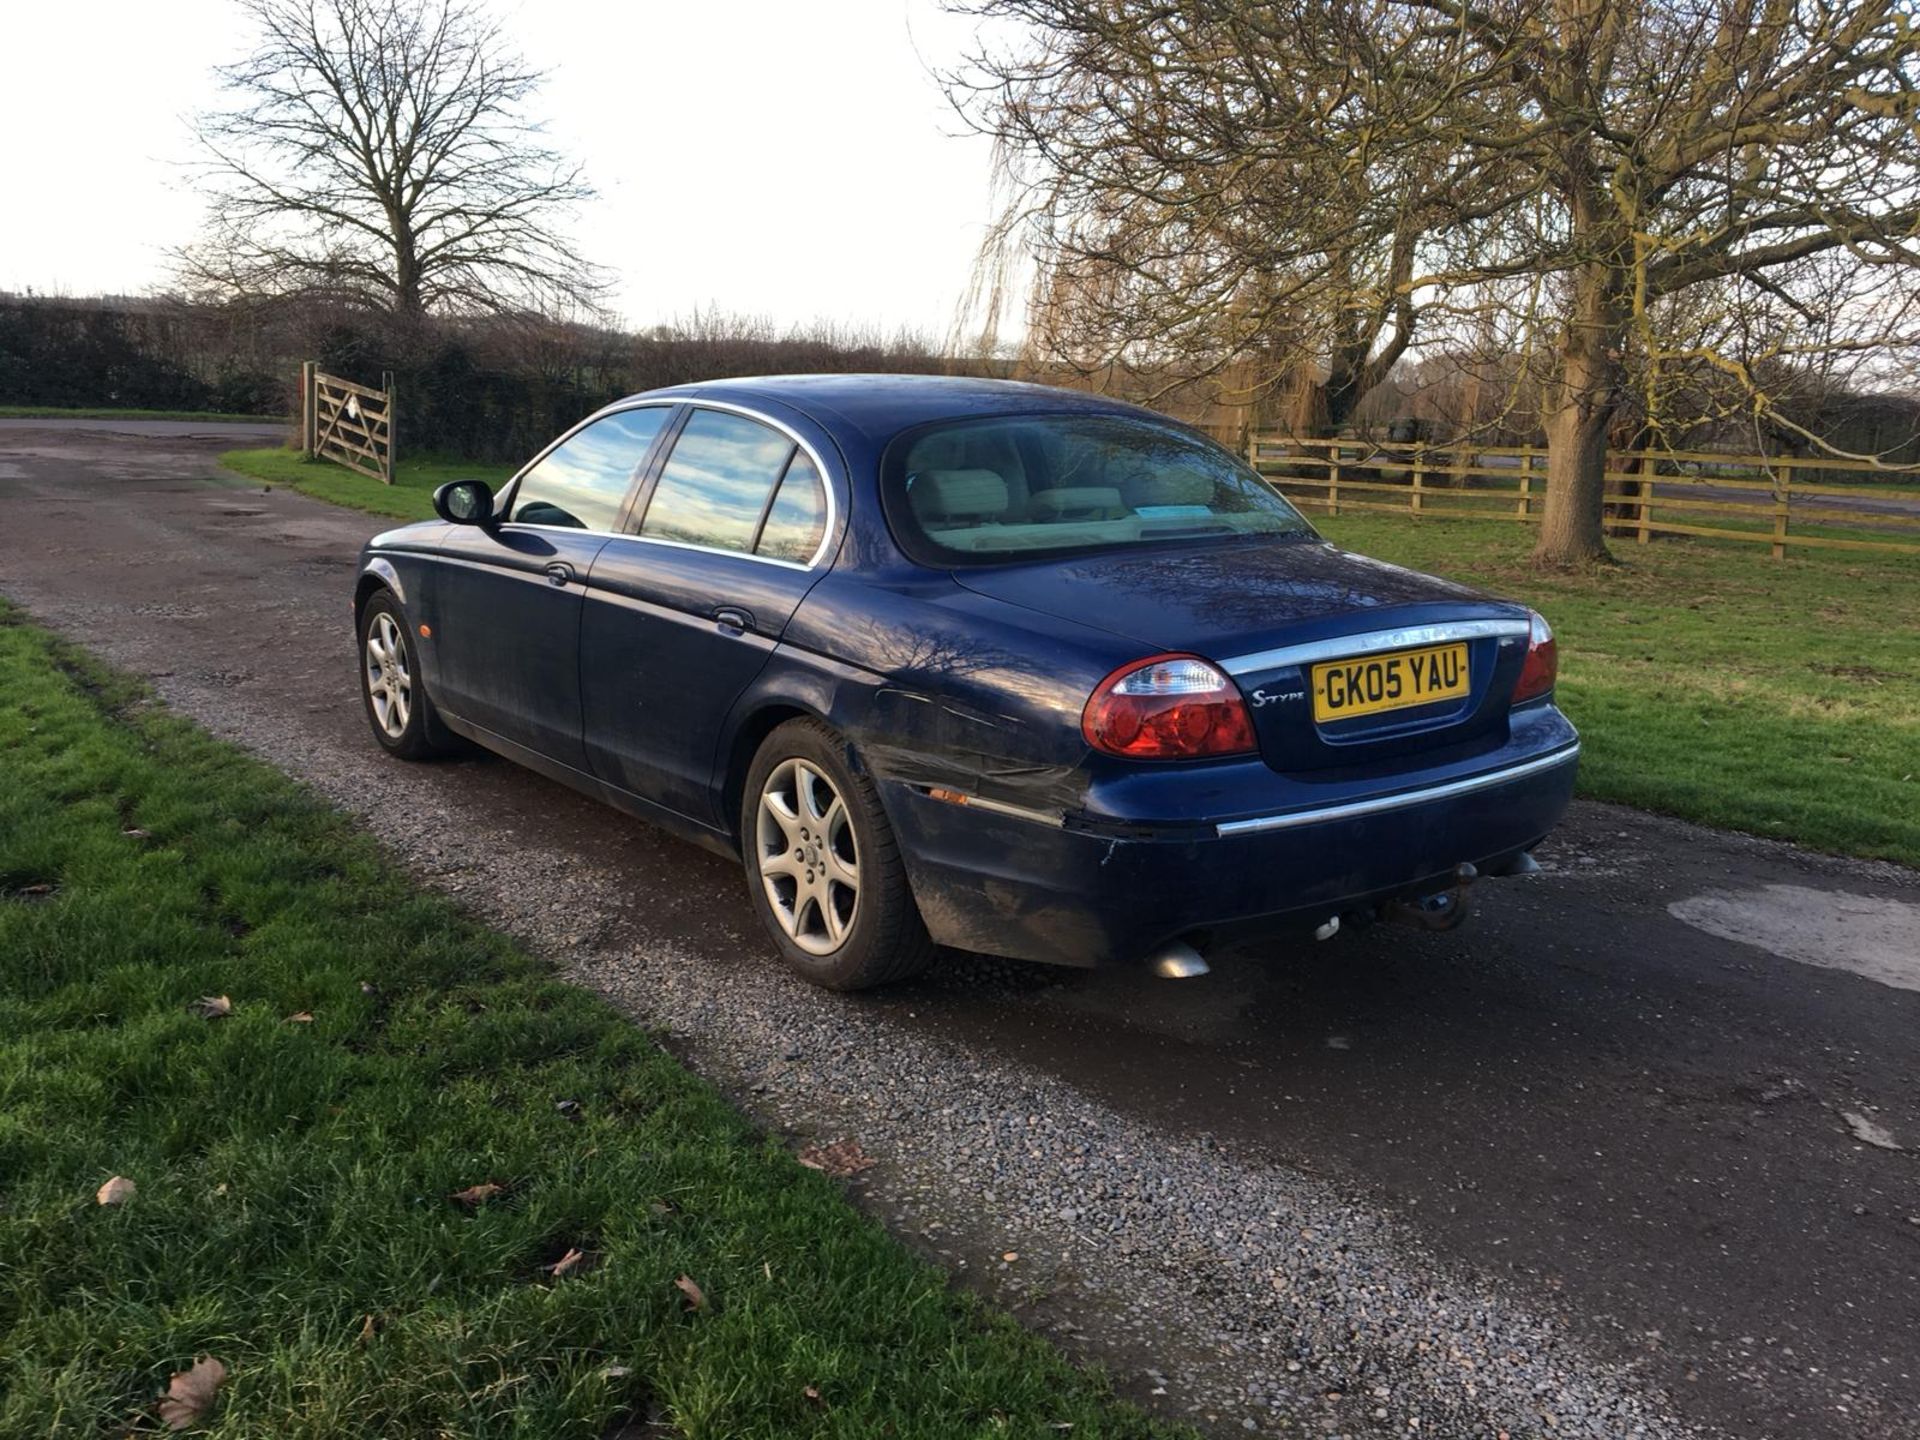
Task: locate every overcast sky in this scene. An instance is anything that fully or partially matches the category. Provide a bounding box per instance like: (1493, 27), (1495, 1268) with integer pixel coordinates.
(2, 0), (1010, 339)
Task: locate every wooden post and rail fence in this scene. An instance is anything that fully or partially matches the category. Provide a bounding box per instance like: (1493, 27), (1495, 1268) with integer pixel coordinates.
(299, 362), (395, 484)
(1246, 435), (1920, 559)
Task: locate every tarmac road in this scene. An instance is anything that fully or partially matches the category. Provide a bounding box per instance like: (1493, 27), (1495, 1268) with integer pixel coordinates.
(4, 421), (1917, 1439)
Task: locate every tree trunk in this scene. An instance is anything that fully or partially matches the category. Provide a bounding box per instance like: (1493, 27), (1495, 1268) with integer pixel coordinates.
(1287, 352), (1372, 438)
(1288, 371), (1335, 437)
(1533, 263), (1624, 566)
(392, 220), (426, 317)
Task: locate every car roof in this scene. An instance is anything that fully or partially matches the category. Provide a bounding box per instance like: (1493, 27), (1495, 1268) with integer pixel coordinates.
(622, 373), (1179, 444)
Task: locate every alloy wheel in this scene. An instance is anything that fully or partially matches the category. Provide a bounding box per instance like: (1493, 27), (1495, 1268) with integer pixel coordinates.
(364, 612), (412, 739)
(756, 757), (860, 955)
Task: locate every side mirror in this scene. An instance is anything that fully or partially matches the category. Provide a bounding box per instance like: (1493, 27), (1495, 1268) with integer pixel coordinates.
(433, 479), (496, 526)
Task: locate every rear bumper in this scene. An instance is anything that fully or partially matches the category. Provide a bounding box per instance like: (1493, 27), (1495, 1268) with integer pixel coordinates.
(885, 723), (1579, 967)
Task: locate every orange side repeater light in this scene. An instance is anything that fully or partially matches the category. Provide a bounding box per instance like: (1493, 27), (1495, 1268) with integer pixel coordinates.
(418, 623), (433, 638)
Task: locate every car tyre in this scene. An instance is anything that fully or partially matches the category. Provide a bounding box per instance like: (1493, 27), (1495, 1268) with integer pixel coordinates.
(743, 719), (933, 990)
(358, 591), (456, 760)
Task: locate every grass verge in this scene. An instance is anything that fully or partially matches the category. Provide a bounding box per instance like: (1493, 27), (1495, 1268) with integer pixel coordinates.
(1317, 516), (1920, 868)
(221, 447), (517, 522)
(0, 406), (285, 424)
(0, 606), (1180, 1439)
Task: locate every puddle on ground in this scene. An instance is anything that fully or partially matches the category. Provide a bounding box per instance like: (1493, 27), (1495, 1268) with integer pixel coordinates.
(1669, 884), (1920, 992)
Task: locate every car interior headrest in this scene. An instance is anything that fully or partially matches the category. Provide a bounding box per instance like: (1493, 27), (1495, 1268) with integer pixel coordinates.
(914, 468), (1009, 521)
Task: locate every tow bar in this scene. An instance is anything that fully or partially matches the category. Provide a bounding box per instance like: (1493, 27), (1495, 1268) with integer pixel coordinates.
(1381, 862), (1478, 932)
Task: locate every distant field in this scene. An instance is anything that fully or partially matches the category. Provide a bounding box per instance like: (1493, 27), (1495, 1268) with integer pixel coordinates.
(1317, 516), (1920, 868)
(1, 405), (286, 424)
(221, 447), (517, 521)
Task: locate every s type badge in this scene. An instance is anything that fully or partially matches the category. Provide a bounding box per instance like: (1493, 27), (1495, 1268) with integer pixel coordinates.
(1248, 688), (1305, 708)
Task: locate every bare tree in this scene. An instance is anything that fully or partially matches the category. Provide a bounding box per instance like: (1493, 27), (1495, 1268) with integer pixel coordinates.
(954, 0), (1920, 566)
(950, 3), (1484, 433)
(180, 0), (604, 319)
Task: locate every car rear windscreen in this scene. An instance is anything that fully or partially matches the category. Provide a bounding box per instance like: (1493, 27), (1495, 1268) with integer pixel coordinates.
(884, 414), (1314, 563)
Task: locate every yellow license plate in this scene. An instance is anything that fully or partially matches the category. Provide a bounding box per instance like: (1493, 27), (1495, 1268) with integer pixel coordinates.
(1311, 642), (1470, 722)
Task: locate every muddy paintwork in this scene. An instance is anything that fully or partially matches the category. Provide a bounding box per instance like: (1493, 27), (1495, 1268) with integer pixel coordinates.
(356, 375), (1578, 966)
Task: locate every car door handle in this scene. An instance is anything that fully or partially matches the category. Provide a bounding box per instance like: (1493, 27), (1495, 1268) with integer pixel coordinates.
(713, 605), (755, 635)
(543, 562), (575, 587)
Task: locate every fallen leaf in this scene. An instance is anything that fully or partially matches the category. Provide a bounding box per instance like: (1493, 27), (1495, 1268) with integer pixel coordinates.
(803, 1384), (825, 1407)
(96, 1176), (137, 1206)
(601, 1364), (633, 1381)
(189, 995), (232, 1019)
(543, 1247), (587, 1279)
(157, 1357), (227, 1432)
(648, 1200), (675, 1216)
(285, 1011), (315, 1024)
(17, 882), (54, 896)
(1843, 1112), (1903, 1151)
(357, 1313), (379, 1345)
(1002, 1251), (1019, 1263)
(673, 1274), (706, 1311)
(795, 1138), (877, 1178)
(122, 827), (151, 839)
(449, 1182), (503, 1208)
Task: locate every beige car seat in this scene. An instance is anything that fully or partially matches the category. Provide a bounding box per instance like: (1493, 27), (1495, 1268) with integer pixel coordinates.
(911, 468), (1010, 527)
(909, 430), (1031, 518)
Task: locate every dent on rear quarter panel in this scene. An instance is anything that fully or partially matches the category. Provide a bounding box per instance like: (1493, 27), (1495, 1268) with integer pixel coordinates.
(736, 595), (1128, 966)
(770, 572), (1127, 815)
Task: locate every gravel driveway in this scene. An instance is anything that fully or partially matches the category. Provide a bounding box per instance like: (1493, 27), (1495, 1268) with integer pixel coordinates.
(4, 421), (1917, 1440)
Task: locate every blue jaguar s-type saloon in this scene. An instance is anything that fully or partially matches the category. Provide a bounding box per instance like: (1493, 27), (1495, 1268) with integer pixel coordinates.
(354, 376), (1577, 989)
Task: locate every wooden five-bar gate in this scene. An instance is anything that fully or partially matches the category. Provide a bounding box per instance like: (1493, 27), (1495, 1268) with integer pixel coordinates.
(300, 363), (395, 483)
(1247, 435), (1920, 559)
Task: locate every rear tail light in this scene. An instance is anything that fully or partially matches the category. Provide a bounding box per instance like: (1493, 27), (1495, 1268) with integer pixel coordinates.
(1513, 610), (1558, 703)
(1082, 654), (1258, 760)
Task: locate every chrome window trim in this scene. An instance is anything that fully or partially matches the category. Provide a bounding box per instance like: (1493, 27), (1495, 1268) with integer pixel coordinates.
(1218, 618), (1530, 677)
(494, 397), (842, 572)
(1213, 743), (1579, 837)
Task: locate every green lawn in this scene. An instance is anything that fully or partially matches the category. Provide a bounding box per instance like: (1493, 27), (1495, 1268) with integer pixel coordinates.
(0, 607), (1181, 1440)
(222, 447), (517, 522)
(1317, 516), (1920, 867)
(0, 405), (286, 424)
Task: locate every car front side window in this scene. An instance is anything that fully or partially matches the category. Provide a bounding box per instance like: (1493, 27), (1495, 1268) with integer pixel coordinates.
(508, 407), (671, 532)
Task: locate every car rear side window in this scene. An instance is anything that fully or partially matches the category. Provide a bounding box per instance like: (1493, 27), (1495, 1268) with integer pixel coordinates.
(754, 451), (828, 562)
(508, 407), (669, 531)
(640, 409), (798, 555)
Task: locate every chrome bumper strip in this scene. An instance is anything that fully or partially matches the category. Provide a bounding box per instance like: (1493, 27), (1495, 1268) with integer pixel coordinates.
(1213, 744), (1580, 837)
(1219, 619), (1530, 677)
